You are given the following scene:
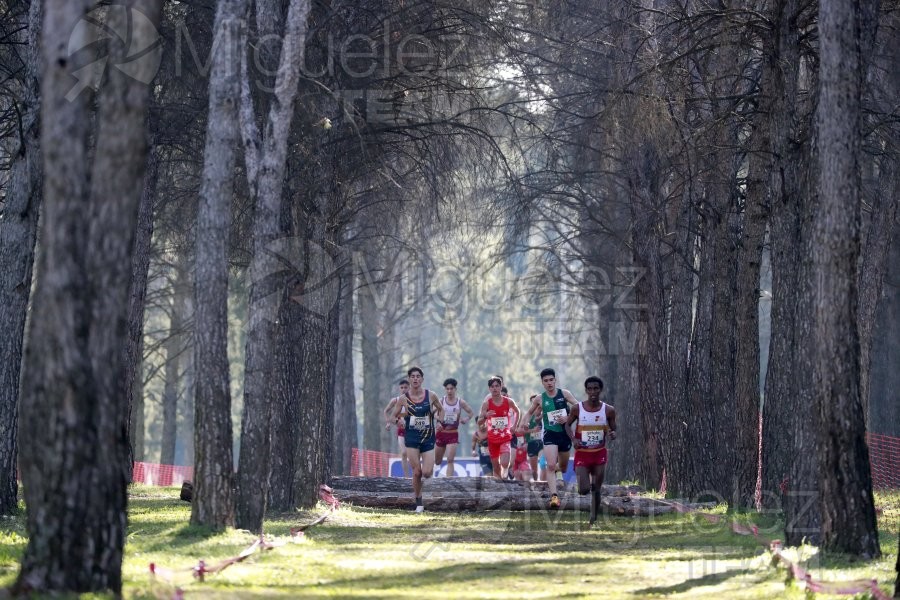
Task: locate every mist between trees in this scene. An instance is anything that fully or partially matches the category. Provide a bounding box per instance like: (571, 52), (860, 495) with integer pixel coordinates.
(0, 0), (897, 594)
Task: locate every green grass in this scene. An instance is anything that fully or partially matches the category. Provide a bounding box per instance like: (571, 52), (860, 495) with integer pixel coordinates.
(0, 485), (896, 599)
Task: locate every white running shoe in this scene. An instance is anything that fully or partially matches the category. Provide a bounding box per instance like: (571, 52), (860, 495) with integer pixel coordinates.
(415, 505), (425, 513)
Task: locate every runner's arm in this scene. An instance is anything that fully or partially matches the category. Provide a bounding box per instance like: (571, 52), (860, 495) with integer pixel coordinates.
(384, 397), (397, 427)
(607, 405), (617, 440)
(562, 388), (578, 407)
(459, 399), (475, 423)
(565, 404), (580, 448)
(431, 392), (445, 422)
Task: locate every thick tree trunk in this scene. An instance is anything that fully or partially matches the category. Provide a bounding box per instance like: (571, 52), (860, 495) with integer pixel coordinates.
(15, 0), (161, 592)
(760, 2), (814, 543)
(191, 0), (247, 530)
(292, 217), (340, 508)
(332, 273), (358, 476)
(360, 278), (384, 451)
(734, 104), (772, 509)
(0, 0), (42, 517)
(235, 0), (312, 532)
(813, 0), (880, 558)
(160, 256), (189, 466)
(124, 148), (159, 467)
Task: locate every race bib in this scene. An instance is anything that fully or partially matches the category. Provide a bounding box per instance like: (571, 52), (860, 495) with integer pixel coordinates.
(547, 408), (567, 424)
(582, 430), (604, 445)
(490, 416), (508, 430)
(410, 416), (429, 430)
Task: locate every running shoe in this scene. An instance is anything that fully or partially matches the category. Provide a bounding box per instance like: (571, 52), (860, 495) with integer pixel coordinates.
(415, 505), (425, 513)
(549, 493), (560, 509)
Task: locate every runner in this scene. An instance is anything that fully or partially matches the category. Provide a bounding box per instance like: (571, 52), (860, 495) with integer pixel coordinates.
(523, 395), (544, 476)
(518, 368), (578, 508)
(383, 379), (411, 477)
(512, 435), (533, 481)
(565, 376), (616, 525)
(390, 366), (445, 512)
(476, 375), (521, 480)
(434, 378), (475, 477)
(471, 421), (493, 476)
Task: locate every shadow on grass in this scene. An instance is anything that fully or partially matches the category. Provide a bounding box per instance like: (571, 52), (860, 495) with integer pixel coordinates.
(632, 568), (769, 596)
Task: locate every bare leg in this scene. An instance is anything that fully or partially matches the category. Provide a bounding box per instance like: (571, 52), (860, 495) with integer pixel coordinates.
(499, 452), (511, 479)
(576, 466), (591, 495)
(557, 450), (570, 487)
(543, 445), (560, 496)
(399, 437), (411, 477)
(445, 443), (458, 477)
(434, 444), (446, 476)
(590, 463), (605, 525)
(406, 447), (422, 499)
(529, 455), (538, 476)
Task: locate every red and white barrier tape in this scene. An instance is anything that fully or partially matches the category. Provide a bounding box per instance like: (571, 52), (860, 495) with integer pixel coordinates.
(656, 498), (892, 600)
(149, 485), (338, 599)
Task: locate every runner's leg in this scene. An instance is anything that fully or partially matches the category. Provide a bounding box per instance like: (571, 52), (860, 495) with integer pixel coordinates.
(499, 451), (511, 479)
(543, 444), (560, 496)
(590, 463), (605, 525)
(399, 436), (411, 477)
(406, 446), (423, 499)
(445, 443), (458, 477)
(576, 465), (591, 495)
(434, 443), (446, 476)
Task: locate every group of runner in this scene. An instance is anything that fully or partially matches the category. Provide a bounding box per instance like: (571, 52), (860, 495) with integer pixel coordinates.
(385, 366), (617, 522)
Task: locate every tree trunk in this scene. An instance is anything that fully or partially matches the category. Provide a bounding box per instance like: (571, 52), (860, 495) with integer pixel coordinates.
(734, 101), (772, 509)
(332, 273), (358, 476)
(360, 277), (384, 451)
(292, 183), (342, 506)
(191, 0), (247, 530)
(813, 0), (880, 558)
(160, 255), (189, 466)
(760, 1), (813, 542)
(15, 0), (161, 592)
(124, 147), (159, 468)
(235, 0), (312, 532)
(0, 0), (42, 517)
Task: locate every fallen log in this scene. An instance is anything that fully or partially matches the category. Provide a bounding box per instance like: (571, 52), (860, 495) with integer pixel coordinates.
(328, 476), (643, 497)
(330, 488), (716, 516)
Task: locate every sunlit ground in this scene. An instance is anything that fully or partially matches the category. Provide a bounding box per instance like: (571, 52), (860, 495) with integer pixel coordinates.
(0, 486), (896, 599)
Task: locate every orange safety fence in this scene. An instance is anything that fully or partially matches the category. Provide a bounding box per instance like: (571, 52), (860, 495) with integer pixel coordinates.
(131, 432), (900, 488)
(868, 432), (900, 490)
(350, 448), (401, 477)
(132, 462), (194, 487)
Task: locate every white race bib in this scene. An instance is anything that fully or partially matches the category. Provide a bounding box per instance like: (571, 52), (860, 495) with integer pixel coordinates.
(547, 408), (567, 424)
(410, 416), (429, 430)
(582, 430), (604, 445)
(490, 416), (508, 430)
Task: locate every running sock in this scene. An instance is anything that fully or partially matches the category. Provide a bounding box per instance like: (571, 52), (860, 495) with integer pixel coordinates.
(590, 483), (596, 492)
(415, 496), (423, 506)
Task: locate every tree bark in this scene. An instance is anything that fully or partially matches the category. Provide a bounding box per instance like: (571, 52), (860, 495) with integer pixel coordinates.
(161, 254), (189, 466)
(124, 147), (159, 467)
(15, 0), (161, 592)
(734, 99), (772, 509)
(332, 272), (358, 476)
(813, 0), (880, 558)
(236, 0), (313, 532)
(360, 277), (384, 451)
(191, 0), (247, 530)
(0, 0), (42, 517)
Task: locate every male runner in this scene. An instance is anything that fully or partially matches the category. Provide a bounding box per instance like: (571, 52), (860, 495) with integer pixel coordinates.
(565, 376), (616, 525)
(472, 422), (493, 476)
(523, 395), (544, 476)
(390, 366), (445, 512)
(434, 378), (475, 477)
(476, 375), (521, 480)
(518, 368), (577, 508)
(384, 379), (411, 477)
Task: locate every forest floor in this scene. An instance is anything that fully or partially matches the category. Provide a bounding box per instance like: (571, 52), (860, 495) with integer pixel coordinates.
(0, 486), (897, 599)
